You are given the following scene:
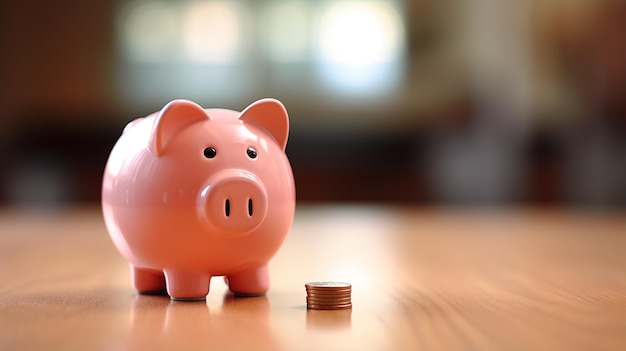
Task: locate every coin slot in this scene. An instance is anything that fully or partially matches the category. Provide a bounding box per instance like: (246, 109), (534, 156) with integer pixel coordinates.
(248, 198), (253, 216)
(225, 199), (230, 217)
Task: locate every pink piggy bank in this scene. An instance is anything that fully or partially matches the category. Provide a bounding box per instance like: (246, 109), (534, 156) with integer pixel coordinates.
(102, 98), (295, 300)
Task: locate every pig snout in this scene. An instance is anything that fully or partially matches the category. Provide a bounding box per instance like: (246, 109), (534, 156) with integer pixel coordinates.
(198, 170), (268, 235)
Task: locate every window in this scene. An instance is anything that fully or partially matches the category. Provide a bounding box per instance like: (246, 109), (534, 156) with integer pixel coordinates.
(115, 0), (406, 107)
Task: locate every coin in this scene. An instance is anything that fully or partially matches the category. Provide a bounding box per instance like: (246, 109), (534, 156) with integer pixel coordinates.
(307, 299), (353, 306)
(306, 296), (353, 302)
(306, 288), (351, 293)
(305, 281), (352, 310)
(307, 295), (351, 301)
(307, 290), (352, 297)
(307, 303), (352, 310)
(307, 294), (351, 301)
(305, 282), (351, 289)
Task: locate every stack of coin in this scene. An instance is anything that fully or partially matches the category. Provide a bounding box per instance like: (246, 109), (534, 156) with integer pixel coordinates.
(305, 282), (352, 310)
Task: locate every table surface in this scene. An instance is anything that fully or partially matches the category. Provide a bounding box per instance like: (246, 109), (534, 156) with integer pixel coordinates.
(1, 205), (625, 351)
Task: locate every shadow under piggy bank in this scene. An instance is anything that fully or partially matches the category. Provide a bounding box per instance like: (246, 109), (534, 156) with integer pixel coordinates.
(116, 294), (281, 351)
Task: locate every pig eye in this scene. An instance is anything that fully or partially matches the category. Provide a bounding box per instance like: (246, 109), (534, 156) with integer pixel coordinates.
(203, 147), (217, 159)
(246, 147), (257, 159)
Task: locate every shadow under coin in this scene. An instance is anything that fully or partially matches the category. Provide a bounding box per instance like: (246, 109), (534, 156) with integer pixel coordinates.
(116, 293), (281, 351)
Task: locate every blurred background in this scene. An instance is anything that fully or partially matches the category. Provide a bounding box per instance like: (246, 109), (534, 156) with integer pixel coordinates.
(0, 0), (625, 208)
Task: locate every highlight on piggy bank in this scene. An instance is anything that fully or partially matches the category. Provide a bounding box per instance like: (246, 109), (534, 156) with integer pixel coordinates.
(101, 98), (296, 300)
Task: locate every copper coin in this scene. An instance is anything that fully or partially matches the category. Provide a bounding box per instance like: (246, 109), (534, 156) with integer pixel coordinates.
(307, 303), (353, 310)
(307, 299), (352, 306)
(306, 293), (352, 300)
(306, 288), (351, 294)
(305, 282), (352, 310)
(306, 295), (352, 302)
(307, 296), (351, 302)
(307, 294), (352, 301)
(306, 287), (351, 293)
(305, 282), (351, 290)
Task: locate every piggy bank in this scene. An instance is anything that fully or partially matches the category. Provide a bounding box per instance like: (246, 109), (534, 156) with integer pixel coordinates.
(102, 98), (295, 300)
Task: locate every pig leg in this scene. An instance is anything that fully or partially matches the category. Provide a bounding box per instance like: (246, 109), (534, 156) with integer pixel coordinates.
(131, 266), (166, 294)
(163, 269), (210, 301)
(226, 265), (269, 296)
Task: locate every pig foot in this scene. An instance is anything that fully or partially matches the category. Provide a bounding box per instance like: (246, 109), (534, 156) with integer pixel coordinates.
(132, 266), (166, 294)
(226, 265), (269, 297)
(164, 269), (210, 301)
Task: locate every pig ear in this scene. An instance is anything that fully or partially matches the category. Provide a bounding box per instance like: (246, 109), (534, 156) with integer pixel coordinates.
(148, 99), (210, 156)
(239, 98), (289, 151)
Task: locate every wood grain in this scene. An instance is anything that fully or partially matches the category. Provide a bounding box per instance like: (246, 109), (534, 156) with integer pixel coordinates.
(0, 206), (625, 350)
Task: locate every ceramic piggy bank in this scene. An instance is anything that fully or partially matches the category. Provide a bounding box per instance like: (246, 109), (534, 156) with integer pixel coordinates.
(102, 98), (295, 300)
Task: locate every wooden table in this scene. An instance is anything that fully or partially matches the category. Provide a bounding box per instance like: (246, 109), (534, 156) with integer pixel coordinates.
(1, 206), (625, 350)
